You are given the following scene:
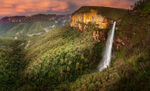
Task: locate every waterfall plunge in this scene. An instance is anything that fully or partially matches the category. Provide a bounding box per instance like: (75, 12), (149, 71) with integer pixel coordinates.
(98, 21), (116, 71)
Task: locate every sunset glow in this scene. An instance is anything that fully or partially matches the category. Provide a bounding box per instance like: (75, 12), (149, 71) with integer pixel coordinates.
(0, 0), (137, 17)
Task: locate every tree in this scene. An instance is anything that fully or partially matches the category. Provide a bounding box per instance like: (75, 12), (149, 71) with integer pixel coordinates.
(133, 0), (150, 10)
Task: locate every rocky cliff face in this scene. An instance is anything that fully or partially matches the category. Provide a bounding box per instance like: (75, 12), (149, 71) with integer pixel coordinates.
(70, 9), (109, 30)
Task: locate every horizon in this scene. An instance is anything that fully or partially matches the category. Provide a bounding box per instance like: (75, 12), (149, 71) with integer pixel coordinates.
(0, 0), (138, 19)
(0, 6), (128, 19)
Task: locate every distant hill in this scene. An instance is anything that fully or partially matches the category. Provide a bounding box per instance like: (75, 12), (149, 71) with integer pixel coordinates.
(0, 14), (71, 38)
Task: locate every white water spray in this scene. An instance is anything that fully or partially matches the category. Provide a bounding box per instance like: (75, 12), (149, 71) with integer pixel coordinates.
(98, 21), (116, 71)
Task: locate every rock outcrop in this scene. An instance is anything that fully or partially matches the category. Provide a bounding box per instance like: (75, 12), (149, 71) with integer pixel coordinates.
(93, 31), (106, 42)
(70, 9), (109, 30)
(114, 37), (130, 50)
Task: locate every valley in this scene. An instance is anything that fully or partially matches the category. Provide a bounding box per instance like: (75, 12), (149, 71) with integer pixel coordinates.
(0, 0), (150, 90)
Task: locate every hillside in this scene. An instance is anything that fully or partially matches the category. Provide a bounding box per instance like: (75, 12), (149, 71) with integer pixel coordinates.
(0, 0), (150, 90)
(0, 25), (104, 90)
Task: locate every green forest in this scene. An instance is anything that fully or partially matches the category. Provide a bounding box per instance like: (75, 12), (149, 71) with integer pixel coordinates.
(0, 0), (150, 91)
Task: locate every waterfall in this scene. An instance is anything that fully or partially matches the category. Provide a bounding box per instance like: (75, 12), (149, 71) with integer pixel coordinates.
(98, 21), (116, 71)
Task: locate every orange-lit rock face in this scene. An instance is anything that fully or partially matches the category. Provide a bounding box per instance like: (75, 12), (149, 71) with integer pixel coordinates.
(70, 9), (109, 30)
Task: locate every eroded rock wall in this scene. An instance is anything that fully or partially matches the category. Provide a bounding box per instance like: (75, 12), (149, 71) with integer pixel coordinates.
(70, 9), (109, 30)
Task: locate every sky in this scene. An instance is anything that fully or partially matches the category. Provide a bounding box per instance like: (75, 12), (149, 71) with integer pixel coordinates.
(0, 0), (138, 18)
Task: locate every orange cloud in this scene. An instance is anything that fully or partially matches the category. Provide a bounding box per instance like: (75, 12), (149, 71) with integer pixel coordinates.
(0, 0), (136, 16)
(0, 0), (69, 16)
(72, 0), (134, 9)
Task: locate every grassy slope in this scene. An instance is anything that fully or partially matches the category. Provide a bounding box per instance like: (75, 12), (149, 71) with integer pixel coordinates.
(16, 26), (104, 90)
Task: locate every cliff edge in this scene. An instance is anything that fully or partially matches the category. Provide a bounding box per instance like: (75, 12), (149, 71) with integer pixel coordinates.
(70, 6), (127, 31)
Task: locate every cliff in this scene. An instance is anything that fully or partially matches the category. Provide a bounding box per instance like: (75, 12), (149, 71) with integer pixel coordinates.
(70, 9), (109, 30)
(70, 6), (127, 31)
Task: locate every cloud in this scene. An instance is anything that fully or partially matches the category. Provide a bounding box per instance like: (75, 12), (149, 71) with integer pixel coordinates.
(0, 0), (137, 17)
(71, 0), (136, 9)
(0, 0), (69, 16)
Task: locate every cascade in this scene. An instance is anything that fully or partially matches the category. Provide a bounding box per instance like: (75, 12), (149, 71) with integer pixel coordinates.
(98, 21), (116, 71)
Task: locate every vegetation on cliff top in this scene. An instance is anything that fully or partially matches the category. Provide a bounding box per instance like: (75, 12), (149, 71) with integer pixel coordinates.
(73, 6), (128, 20)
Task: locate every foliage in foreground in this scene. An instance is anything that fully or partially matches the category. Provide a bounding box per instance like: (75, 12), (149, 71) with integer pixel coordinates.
(0, 39), (26, 90)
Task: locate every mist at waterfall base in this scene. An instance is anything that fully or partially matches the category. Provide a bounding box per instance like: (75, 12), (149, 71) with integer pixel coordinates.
(98, 21), (116, 71)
